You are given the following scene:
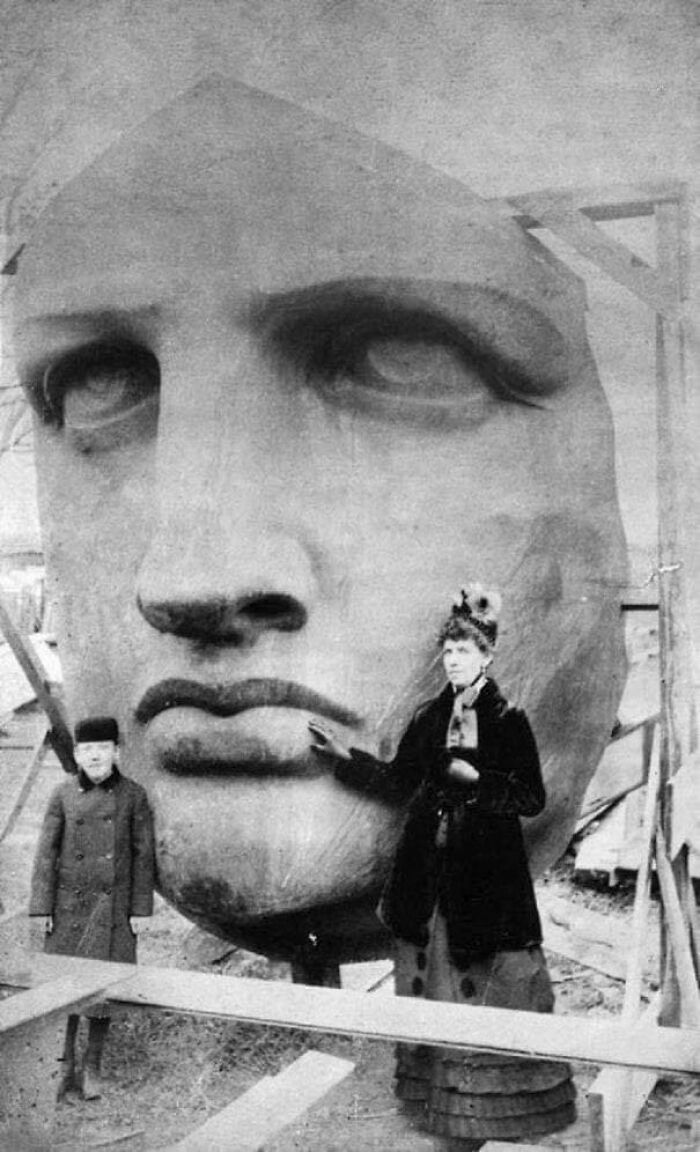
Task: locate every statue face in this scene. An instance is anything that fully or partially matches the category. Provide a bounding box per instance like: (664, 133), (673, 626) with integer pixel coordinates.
(13, 79), (627, 961)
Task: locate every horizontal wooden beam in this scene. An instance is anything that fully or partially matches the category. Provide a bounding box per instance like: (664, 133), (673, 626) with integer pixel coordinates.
(0, 961), (136, 1036)
(491, 180), (685, 225)
(10, 954), (700, 1076)
(482, 1143), (552, 1152)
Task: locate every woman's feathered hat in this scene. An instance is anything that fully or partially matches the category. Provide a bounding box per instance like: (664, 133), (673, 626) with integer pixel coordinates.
(445, 583), (502, 649)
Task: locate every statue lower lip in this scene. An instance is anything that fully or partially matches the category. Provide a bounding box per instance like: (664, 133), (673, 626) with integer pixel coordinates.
(142, 704), (349, 778)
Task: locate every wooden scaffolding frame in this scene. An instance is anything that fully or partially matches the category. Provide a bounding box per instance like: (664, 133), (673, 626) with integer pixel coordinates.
(500, 178), (699, 1151)
(0, 179), (698, 1152)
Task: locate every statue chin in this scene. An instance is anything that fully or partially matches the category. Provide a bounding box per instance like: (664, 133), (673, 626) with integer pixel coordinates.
(164, 884), (393, 966)
(147, 767), (404, 963)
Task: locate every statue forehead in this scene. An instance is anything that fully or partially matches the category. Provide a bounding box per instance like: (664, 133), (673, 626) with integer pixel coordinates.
(16, 76), (586, 364)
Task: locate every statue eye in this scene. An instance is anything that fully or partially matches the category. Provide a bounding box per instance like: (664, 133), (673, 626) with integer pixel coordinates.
(359, 338), (486, 405)
(42, 344), (160, 429)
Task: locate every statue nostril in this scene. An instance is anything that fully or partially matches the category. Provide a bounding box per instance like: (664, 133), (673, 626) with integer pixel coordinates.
(239, 594), (307, 632)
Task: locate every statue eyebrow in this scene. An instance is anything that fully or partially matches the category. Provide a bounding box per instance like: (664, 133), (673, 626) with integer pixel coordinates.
(250, 280), (552, 404)
(15, 303), (162, 333)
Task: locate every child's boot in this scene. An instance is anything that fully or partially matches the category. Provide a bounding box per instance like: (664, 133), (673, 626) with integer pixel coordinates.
(56, 1014), (80, 1101)
(81, 1016), (110, 1100)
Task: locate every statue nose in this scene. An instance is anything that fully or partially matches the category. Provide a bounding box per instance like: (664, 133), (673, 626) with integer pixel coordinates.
(135, 511), (317, 646)
(136, 589), (307, 642)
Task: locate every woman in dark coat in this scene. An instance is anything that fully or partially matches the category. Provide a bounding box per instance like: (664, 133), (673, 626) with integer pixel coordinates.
(29, 716), (155, 1100)
(310, 586), (575, 1146)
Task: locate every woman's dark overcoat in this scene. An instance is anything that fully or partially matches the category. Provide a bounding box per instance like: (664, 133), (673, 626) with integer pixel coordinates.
(29, 769), (155, 963)
(337, 678), (545, 963)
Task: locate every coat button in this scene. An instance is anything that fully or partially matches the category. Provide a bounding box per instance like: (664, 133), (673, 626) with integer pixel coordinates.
(105, 853), (113, 860)
(104, 887), (112, 895)
(76, 853), (84, 860)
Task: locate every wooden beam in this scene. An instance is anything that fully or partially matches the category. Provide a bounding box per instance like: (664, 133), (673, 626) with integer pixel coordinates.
(588, 999), (660, 1152)
(507, 191), (677, 318)
(0, 962), (137, 1036)
(169, 1050), (354, 1152)
(166, 960), (384, 1151)
(0, 721), (48, 844)
(482, 1144), (552, 1152)
(624, 749), (662, 1017)
(656, 830), (700, 1029)
(654, 195), (696, 1026)
(0, 597), (76, 774)
(11, 954), (700, 1076)
(492, 180), (684, 225)
(594, 753), (663, 1149)
(542, 916), (627, 982)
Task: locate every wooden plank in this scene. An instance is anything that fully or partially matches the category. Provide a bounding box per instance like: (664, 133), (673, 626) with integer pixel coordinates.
(589, 1068), (659, 1152)
(588, 997), (660, 1152)
(0, 641), (37, 716)
(575, 717), (657, 835)
(0, 961), (137, 1036)
(12, 954), (700, 1075)
(482, 1143), (551, 1152)
(0, 721), (48, 843)
(595, 746), (663, 1150)
(654, 195), (695, 1026)
(542, 916), (627, 982)
(509, 191), (677, 317)
(540, 893), (629, 979)
(0, 598), (75, 773)
(574, 799), (626, 883)
(340, 958), (393, 992)
(170, 1050), (354, 1151)
(624, 749), (662, 1016)
(492, 180), (684, 225)
(656, 829), (700, 1029)
(166, 957), (383, 1151)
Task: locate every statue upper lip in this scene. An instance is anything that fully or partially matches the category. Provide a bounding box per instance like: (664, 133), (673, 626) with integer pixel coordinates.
(135, 677), (360, 728)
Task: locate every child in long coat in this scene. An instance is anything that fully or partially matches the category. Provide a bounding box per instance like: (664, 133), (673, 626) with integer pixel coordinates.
(29, 716), (155, 1100)
(310, 586), (575, 1146)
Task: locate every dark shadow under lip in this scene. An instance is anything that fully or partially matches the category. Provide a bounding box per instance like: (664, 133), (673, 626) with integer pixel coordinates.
(135, 677), (361, 728)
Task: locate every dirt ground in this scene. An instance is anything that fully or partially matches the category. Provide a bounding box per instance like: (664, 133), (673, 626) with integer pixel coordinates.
(1, 639), (699, 1152)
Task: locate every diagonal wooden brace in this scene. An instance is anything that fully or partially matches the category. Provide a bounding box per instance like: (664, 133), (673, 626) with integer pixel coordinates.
(0, 595), (76, 773)
(509, 190), (678, 318)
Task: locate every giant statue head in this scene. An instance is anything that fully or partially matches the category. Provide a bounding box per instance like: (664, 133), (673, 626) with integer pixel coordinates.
(8, 8), (630, 966)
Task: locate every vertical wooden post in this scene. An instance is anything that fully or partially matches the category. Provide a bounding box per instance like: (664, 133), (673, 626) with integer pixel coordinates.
(654, 193), (696, 1027)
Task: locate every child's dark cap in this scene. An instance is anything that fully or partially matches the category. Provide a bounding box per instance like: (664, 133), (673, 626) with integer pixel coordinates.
(74, 716), (119, 744)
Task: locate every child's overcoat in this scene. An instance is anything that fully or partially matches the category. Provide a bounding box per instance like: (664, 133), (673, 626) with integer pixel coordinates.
(29, 769), (155, 962)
